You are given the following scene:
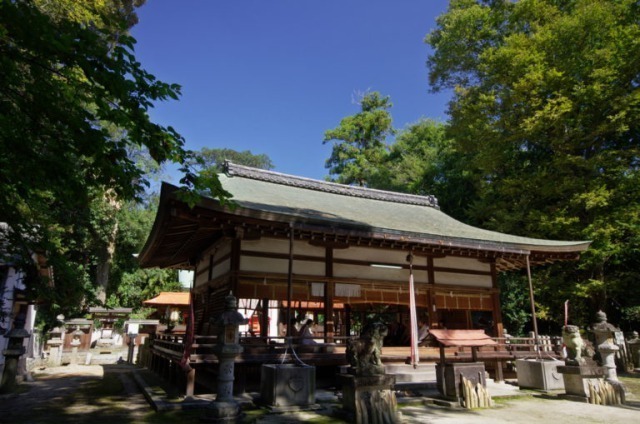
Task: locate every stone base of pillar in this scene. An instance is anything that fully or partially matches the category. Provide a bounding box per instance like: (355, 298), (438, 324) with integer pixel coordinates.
(337, 373), (400, 424)
(515, 358), (565, 390)
(557, 364), (625, 404)
(436, 361), (486, 401)
(557, 364), (604, 400)
(201, 400), (243, 423)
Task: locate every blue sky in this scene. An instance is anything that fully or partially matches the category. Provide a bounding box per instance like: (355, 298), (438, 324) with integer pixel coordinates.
(132, 1), (452, 181)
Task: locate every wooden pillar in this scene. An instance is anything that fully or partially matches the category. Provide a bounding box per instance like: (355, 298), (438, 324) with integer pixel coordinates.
(426, 256), (436, 328)
(260, 298), (269, 338)
(163, 357), (170, 381)
(230, 238), (241, 294)
(345, 304), (352, 338)
(490, 262), (504, 338)
(324, 247), (335, 343)
(208, 254), (214, 281)
(185, 368), (196, 397)
(494, 360), (504, 382)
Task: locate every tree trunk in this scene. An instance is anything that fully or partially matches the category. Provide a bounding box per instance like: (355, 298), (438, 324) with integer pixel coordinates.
(95, 191), (121, 304)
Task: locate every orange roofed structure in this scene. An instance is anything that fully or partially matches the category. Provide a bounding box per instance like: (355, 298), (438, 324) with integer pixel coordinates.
(143, 292), (191, 307)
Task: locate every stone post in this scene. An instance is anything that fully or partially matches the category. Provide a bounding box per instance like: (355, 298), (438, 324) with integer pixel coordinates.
(0, 312), (30, 394)
(202, 293), (248, 423)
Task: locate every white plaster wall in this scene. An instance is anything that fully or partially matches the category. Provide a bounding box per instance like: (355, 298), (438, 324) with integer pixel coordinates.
(333, 263), (423, 282)
(241, 238), (325, 256)
(240, 256), (324, 276)
(240, 238), (325, 276)
(434, 271), (492, 288)
(194, 241), (233, 288)
(434, 256), (491, 272)
(210, 258), (230, 281)
(334, 245), (408, 266)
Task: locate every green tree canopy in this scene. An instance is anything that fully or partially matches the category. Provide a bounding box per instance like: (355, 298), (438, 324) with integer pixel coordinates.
(0, 1), (227, 324)
(191, 147), (274, 173)
(383, 119), (479, 220)
(323, 91), (395, 186)
(106, 197), (181, 316)
(426, 0), (640, 329)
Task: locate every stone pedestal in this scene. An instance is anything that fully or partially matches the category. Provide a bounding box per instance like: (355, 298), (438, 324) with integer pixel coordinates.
(46, 326), (65, 367)
(557, 365), (604, 401)
(0, 320), (30, 394)
(202, 342), (244, 422)
(69, 328), (83, 365)
(260, 364), (317, 410)
(436, 362), (486, 401)
(598, 341), (619, 382)
(516, 359), (565, 390)
(337, 374), (400, 424)
(202, 293), (248, 423)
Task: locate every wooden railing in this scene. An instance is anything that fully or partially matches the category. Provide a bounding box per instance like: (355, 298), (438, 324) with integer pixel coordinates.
(150, 333), (351, 364)
(150, 332), (563, 365)
(147, 332), (565, 394)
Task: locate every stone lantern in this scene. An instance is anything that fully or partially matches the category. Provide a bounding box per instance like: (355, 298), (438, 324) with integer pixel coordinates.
(69, 327), (84, 365)
(202, 292), (248, 423)
(46, 314), (65, 367)
(590, 311), (620, 382)
(559, 311), (626, 404)
(0, 312), (30, 394)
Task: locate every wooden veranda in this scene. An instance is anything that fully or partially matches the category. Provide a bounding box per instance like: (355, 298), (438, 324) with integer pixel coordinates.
(140, 331), (564, 395)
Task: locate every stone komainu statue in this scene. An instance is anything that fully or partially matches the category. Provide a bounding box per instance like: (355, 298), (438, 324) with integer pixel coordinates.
(346, 321), (388, 376)
(563, 325), (585, 365)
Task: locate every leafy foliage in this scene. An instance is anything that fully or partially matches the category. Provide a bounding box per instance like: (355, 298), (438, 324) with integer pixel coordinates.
(190, 147), (274, 173)
(498, 274), (532, 337)
(104, 197), (181, 315)
(323, 91), (394, 186)
(383, 119), (480, 220)
(0, 1), (227, 326)
(426, 0), (640, 329)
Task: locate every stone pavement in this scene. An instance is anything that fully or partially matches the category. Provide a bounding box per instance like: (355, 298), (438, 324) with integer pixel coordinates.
(1, 364), (639, 423)
(0, 364), (153, 424)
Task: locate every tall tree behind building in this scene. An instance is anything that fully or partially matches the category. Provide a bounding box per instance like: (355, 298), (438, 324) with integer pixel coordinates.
(323, 91), (394, 187)
(426, 0), (640, 329)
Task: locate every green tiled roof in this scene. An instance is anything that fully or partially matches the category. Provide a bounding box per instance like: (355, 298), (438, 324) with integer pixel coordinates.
(219, 163), (589, 254)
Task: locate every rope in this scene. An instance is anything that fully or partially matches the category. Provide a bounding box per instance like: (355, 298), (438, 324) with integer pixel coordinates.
(280, 337), (312, 367)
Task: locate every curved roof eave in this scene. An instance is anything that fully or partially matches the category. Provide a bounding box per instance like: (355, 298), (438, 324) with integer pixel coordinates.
(138, 169), (591, 269)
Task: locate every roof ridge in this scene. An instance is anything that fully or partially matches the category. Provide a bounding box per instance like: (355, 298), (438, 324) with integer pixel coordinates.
(223, 161), (439, 209)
